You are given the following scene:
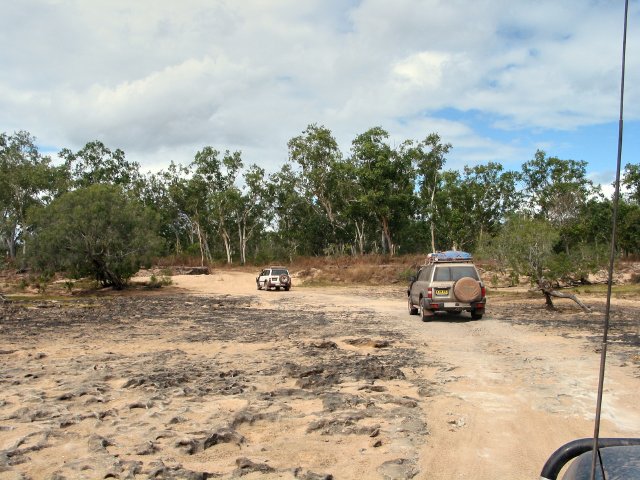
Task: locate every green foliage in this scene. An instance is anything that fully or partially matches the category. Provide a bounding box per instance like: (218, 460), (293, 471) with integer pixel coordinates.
(27, 184), (162, 289)
(350, 127), (416, 255)
(482, 214), (608, 285)
(482, 214), (560, 282)
(59, 140), (142, 191)
(147, 274), (172, 288)
(288, 124), (345, 242)
(1, 131), (65, 259)
(397, 267), (417, 283)
(29, 272), (53, 294)
(618, 202), (640, 256)
(4, 127), (640, 275)
(622, 163), (640, 204)
(520, 150), (596, 225)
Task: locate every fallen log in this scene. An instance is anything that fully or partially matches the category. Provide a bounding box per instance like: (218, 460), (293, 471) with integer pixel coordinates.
(538, 280), (592, 312)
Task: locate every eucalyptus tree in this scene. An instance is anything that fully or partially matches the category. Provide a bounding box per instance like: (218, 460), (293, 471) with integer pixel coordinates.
(520, 150), (595, 226)
(235, 164), (269, 264)
(188, 147), (243, 264)
(622, 163), (640, 204)
(459, 163), (521, 244)
(519, 150), (600, 259)
(0, 131), (64, 260)
(59, 140), (142, 191)
(339, 159), (374, 255)
(139, 168), (191, 255)
(349, 127), (416, 255)
(431, 170), (470, 251)
(431, 164), (521, 252)
(208, 150), (243, 264)
(287, 124), (346, 242)
(410, 133), (451, 252)
(267, 164), (322, 259)
(163, 161), (212, 265)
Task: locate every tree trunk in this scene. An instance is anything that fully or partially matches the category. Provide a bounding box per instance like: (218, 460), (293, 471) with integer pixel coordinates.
(354, 220), (365, 255)
(195, 221), (206, 267)
(5, 225), (17, 259)
(430, 221), (436, 253)
(381, 217), (395, 256)
(238, 222), (247, 265)
(221, 228), (232, 264)
(429, 171), (437, 253)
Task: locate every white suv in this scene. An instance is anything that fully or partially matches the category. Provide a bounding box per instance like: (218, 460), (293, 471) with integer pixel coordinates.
(256, 267), (292, 291)
(407, 251), (486, 321)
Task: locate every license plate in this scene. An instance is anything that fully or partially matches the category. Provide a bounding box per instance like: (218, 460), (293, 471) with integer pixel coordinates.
(434, 288), (449, 296)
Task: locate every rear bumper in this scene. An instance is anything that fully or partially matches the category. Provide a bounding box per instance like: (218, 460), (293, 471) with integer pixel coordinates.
(423, 299), (486, 312)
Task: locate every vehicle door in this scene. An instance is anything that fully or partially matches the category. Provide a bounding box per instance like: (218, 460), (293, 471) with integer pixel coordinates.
(411, 266), (432, 304)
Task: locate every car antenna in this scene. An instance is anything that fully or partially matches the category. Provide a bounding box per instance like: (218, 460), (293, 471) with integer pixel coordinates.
(589, 1), (629, 478)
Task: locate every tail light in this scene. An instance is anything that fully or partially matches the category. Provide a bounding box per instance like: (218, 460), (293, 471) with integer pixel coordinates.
(481, 285), (486, 298)
(426, 287), (433, 299)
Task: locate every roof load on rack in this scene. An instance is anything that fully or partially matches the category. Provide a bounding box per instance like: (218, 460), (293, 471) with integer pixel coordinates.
(426, 251), (473, 263)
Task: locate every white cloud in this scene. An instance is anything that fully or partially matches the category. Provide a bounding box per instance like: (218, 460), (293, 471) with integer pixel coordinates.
(0, 0), (638, 173)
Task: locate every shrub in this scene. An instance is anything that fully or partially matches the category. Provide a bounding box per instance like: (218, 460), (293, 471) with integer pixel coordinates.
(28, 184), (162, 290)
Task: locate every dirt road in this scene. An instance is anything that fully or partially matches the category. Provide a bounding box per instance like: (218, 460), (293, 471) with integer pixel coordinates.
(1, 271), (638, 479)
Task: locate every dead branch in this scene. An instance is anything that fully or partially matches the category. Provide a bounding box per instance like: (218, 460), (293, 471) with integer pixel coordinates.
(537, 280), (592, 312)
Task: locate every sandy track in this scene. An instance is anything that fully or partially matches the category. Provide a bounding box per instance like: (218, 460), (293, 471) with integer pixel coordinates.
(0, 271), (638, 479)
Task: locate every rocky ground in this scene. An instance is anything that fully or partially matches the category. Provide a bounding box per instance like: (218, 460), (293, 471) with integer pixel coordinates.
(0, 272), (639, 479)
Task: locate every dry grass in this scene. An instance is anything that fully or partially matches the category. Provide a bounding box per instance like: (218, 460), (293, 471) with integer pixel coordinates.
(3, 254), (639, 295)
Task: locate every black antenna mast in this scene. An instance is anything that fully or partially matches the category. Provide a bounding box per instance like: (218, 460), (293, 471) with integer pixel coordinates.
(590, 0), (629, 479)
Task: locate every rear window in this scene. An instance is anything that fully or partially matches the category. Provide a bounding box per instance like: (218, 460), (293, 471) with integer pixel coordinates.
(271, 269), (288, 275)
(434, 266), (478, 282)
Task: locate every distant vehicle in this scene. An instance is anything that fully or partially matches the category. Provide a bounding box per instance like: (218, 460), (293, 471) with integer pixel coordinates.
(407, 251), (486, 321)
(256, 267), (291, 291)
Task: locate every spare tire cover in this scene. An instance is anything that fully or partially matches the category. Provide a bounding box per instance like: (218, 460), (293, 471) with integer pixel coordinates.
(453, 277), (481, 303)
(279, 274), (290, 284)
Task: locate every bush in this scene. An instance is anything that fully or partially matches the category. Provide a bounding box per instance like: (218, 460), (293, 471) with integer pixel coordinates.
(147, 274), (173, 288)
(28, 185), (162, 289)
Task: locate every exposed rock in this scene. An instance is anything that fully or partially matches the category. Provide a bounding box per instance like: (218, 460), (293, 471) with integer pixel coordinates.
(377, 458), (418, 480)
(232, 457), (275, 477)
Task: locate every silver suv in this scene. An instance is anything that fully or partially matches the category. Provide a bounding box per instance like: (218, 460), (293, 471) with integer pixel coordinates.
(256, 267), (292, 291)
(407, 251), (486, 321)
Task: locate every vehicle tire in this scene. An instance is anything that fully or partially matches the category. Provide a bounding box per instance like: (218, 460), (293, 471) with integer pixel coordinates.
(285, 286), (290, 291)
(263, 280), (269, 290)
(408, 297), (419, 315)
(257, 282), (262, 290)
(421, 303), (434, 322)
(453, 277), (482, 303)
(471, 311), (483, 320)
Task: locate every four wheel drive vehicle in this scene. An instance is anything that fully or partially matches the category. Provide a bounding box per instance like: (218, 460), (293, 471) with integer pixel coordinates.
(256, 267), (291, 291)
(407, 251), (486, 321)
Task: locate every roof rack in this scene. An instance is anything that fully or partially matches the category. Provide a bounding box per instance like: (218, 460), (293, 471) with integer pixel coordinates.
(426, 251), (473, 264)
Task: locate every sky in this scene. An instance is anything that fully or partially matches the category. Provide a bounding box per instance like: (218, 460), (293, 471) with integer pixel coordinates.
(1, 0), (639, 193)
